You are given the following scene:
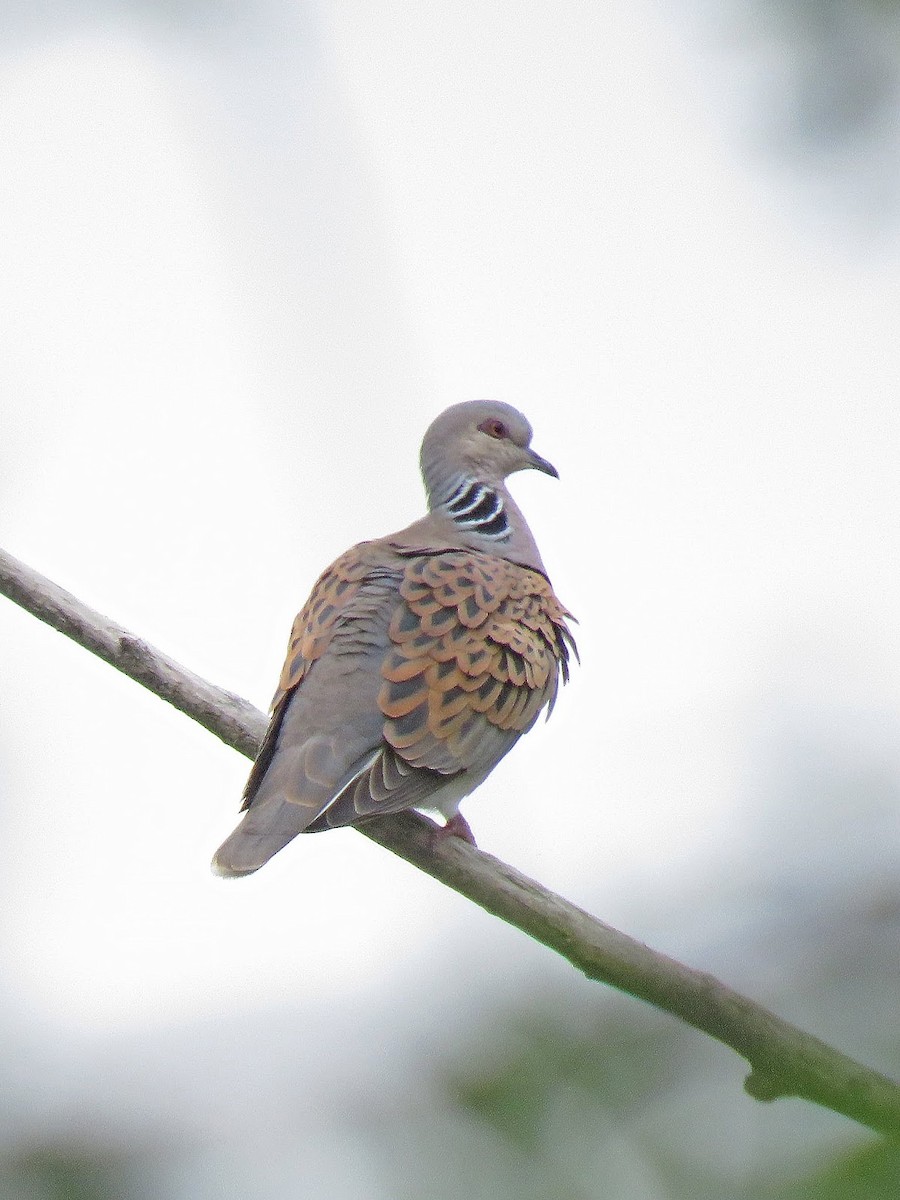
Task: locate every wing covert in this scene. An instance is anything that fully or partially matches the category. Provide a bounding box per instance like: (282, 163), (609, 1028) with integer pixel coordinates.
(378, 551), (575, 773)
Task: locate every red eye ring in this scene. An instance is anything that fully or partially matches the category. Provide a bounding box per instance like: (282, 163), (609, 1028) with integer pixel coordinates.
(478, 418), (507, 439)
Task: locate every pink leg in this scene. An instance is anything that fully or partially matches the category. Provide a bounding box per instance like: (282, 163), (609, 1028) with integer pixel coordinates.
(435, 811), (478, 846)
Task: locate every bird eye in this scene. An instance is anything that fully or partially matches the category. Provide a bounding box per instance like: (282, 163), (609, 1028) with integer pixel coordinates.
(478, 418), (508, 439)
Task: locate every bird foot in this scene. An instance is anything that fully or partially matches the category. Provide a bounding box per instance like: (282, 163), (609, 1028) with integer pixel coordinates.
(432, 812), (478, 847)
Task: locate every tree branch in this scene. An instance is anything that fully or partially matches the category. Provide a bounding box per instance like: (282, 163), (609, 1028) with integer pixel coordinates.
(2, 545), (899, 1138)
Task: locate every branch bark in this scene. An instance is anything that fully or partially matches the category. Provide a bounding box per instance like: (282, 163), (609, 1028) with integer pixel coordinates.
(2, 545), (899, 1138)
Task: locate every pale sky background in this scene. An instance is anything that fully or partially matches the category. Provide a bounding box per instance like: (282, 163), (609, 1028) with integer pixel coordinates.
(1, 1), (899, 1193)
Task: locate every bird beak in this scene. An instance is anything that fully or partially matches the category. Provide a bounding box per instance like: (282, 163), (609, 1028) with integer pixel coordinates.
(525, 447), (559, 479)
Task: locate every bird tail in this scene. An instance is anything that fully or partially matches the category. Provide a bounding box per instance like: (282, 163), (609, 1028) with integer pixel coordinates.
(211, 794), (320, 877)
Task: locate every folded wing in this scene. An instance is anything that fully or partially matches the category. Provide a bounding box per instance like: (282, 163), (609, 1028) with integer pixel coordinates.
(212, 546), (575, 875)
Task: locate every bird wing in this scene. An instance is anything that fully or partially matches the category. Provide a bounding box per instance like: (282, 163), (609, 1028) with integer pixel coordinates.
(310, 548), (576, 829)
(212, 545), (575, 875)
(213, 542), (402, 875)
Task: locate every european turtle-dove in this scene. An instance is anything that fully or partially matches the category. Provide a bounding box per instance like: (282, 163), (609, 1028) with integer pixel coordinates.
(212, 400), (576, 876)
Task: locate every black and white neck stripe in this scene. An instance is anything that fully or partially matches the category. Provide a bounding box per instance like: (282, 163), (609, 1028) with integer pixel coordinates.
(442, 479), (510, 540)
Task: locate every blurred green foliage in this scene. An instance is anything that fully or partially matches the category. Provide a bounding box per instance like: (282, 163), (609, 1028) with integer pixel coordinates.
(0, 1146), (140, 1200)
(440, 999), (900, 1200)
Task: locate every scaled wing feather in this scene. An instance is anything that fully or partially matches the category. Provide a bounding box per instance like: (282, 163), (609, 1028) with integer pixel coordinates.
(214, 548), (575, 872)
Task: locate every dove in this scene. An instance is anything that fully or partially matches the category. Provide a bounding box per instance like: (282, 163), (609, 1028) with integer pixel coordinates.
(213, 400), (576, 876)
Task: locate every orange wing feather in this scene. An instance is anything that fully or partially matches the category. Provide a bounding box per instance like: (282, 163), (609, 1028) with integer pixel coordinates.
(379, 551), (575, 772)
(271, 545), (378, 706)
(243, 546), (575, 821)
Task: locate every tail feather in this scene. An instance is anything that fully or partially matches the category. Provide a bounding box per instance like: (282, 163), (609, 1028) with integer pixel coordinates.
(211, 794), (320, 878)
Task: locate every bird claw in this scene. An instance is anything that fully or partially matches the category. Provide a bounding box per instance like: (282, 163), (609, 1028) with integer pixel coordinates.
(432, 811), (478, 847)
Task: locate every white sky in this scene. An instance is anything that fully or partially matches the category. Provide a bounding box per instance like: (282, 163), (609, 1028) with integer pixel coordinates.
(1, 2), (900, 1048)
